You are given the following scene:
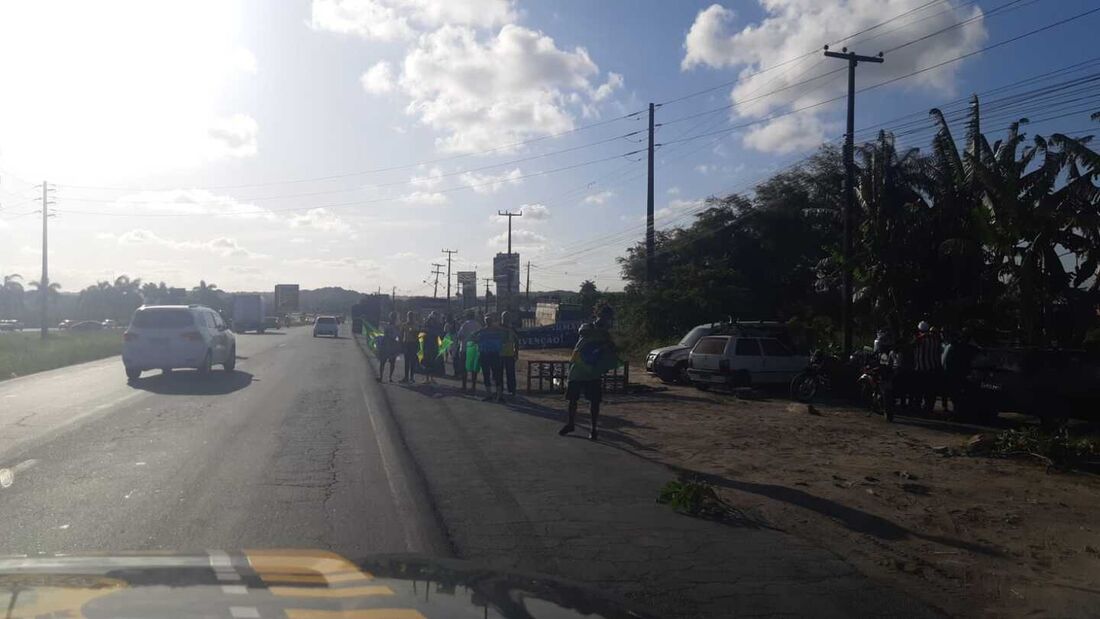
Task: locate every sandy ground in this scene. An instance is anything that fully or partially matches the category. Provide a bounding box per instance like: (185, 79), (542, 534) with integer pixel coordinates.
(514, 348), (1100, 618)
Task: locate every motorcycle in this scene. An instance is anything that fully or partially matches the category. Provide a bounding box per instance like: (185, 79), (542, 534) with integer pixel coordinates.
(789, 350), (837, 402)
(856, 358), (894, 422)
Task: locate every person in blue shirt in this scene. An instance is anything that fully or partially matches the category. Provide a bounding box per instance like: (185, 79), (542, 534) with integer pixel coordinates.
(475, 313), (507, 403)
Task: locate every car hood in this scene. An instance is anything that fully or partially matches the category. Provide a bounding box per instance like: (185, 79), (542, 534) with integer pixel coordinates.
(648, 345), (688, 356)
(0, 550), (651, 618)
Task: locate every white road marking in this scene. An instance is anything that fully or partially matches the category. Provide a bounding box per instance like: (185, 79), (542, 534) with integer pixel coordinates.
(217, 571), (242, 581)
(207, 550), (233, 568)
(230, 607), (260, 618)
(222, 585), (248, 595)
(93, 391), (142, 411)
(13, 459), (38, 473)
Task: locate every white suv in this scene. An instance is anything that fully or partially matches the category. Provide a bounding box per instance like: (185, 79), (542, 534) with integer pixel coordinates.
(313, 315), (339, 338)
(687, 334), (808, 390)
(122, 305), (236, 381)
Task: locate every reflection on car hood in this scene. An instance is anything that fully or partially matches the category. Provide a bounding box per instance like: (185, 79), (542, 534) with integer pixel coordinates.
(0, 550), (652, 618)
(647, 345), (687, 356)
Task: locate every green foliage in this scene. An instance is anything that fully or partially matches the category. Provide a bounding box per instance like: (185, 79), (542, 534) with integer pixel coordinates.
(0, 330), (121, 380)
(993, 426), (1098, 469)
(615, 99), (1100, 348)
(657, 477), (726, 517)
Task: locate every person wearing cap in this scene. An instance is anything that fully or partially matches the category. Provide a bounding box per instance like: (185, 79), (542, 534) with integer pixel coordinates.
(474, 313), (507, 402)
(560, 311), (618, 441)
(913, 320), (943, 412)
(500, 310), (521, 399)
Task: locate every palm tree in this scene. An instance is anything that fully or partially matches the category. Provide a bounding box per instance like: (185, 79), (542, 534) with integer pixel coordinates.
(1, 274), (25, 319)
(28, 279), (62, 330)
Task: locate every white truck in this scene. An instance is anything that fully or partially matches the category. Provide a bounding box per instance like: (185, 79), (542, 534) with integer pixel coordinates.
(232, 294), (266, 333)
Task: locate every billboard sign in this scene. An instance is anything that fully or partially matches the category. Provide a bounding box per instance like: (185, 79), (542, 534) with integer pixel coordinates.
(273, 284), (300, 314)
(516, 320), (583, 349)
(493, 253), (520, 295)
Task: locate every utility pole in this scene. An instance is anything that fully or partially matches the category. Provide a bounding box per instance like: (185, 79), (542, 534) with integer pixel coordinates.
(497, 210), (522, 310)
(482, 277), (493, 314)
(824, 46), (883, 355)
(430, 263), (445, 299)
(525, 260), (531, 304)
(38, 181), (56, 339)
(441, 249), (458, 304)
(646, 102), (655, 284)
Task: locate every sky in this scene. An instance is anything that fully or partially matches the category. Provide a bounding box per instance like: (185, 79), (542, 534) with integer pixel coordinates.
(0, 0), (1096, 297)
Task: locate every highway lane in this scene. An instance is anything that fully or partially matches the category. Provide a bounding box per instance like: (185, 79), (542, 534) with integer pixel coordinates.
(0, 326), (445, 558)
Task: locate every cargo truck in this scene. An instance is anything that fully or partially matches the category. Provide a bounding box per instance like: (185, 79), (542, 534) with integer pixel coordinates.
(232, 294), (266, 333)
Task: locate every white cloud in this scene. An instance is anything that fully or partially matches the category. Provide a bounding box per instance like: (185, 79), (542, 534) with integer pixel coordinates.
(488, 228), (546, 250)
(112, 189), (275, 220)
(592, 72), (624, 102)
(743, 114), (834, 154)
(582, 190), (614, 205)
(310, 0), (515, 40)
(116, 229), (265, 259)
(655, 198), (704, 222)
(400, 190), (448, 205)
(390, 251), (418, 259)
(695, 163), (717, 175)
(287, 256), (380, 271)
(521, 203), (549, 220)
(207, 114), (258, 158)
(288, 207), (346, 232)
(667, 186), (681, 195)
(410, 166), (444, 188)
(681, 1), (988, 154)
(397, 24), (622, 153)
(460, 167), (522, 194)
(362, 61), (396, 94)
(231, 47), (257, 73)
(289, 237), (309, 244)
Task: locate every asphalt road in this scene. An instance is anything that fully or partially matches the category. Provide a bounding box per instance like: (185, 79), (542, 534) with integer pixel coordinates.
(0, 325), (446, 558)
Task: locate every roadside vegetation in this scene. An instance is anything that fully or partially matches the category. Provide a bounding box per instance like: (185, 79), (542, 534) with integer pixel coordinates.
(601, 100), (1099, 349)
(0, 330), (121, 381)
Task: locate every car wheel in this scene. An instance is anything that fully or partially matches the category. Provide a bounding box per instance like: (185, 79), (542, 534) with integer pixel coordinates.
(223, 347), (236, 372)
(198, 351), (212, 375)
(125, 367), (141, 381)
(790, 371), (818, 402)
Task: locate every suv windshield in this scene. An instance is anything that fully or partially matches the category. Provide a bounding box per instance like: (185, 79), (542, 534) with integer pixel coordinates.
(679, 326), (714, 348)
(131, 309), (194, 329)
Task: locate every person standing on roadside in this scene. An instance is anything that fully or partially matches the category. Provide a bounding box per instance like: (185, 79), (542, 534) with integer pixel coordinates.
(560, 308), (618, 441)
(442, 313), (457, 378)
(913, 320), (942, 412)
(455, 309), (481, 392)
(475, 313), (506, 402)
(421, 311), (441, 384)
(399, 310), (420, 384)
(500, 310), (521, 400)
(378, 311), (400, 382)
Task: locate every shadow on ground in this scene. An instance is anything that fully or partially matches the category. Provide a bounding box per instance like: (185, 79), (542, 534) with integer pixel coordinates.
(128, 370), (257, 395)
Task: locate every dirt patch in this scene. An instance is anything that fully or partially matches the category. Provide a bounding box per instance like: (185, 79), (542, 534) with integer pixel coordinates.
(517, 348), (1100, 618)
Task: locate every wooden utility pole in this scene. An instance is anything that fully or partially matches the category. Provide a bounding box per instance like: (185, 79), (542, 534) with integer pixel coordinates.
(441, 249), (458, 304)
(497, 210), (522, 310)
(646, 102), (655, 284)
(430, 263), (445, 299)
(824, 46), (883, 354)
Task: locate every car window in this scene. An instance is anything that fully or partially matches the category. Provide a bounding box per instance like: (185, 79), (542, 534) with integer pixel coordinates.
(317, 317), (336, 325)
(131, 309), (194, 329)
(693, 336), (728, 355)
(760, 338), (791, 356)
(734, 338), (762, 356)
(212, 312), (225, 329)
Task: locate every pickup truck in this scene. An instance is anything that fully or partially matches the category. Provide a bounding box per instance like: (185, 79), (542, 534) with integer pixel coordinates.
(687, 333), (808, 390)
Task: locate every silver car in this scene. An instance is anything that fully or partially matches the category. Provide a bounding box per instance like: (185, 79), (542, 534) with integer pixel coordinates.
(122, 305), (236, 381)
(312, 315), (339, 337)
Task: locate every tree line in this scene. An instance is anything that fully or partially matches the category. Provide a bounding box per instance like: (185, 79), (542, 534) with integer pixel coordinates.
(612, 98), (1100, 350)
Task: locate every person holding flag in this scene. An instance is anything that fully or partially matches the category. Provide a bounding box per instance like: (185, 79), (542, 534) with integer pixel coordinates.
(399, 311), (420, 384)
(378, 311), (400, 382)
(560, 306), (619, 441)
(456, 310), (482, 393)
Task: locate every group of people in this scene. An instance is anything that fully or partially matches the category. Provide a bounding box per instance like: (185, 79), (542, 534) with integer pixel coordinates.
(870, 320), (979, 414)
(372, 304), (620, 441)
(375, 308), (521, 403)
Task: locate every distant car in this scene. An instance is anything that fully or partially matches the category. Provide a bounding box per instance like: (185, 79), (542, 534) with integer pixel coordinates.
(70, 320), (105, 332)
(101, 319), (118, 329)
(313, 315), (339, 338)
(58, 319), (76, 330)
(687, 329), (808, 390)
(122, 305), (236, 381)
(0, 320), (24, 332)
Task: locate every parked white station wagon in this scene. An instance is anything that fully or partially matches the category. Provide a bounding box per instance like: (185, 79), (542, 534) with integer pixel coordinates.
(687, 333), (808, 390)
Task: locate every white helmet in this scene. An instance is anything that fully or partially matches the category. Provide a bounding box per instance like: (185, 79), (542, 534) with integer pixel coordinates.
(917, 320), (931, 333)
